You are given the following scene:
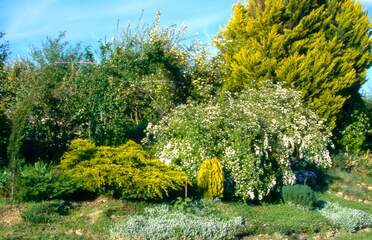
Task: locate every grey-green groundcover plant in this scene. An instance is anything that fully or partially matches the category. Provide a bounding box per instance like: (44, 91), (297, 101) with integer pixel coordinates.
(318, 202), (372, 232)
(110, 205), (245, 240)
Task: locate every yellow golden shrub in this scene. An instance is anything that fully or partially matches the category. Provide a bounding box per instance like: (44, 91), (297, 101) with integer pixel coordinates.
(197, 158), (224, 198)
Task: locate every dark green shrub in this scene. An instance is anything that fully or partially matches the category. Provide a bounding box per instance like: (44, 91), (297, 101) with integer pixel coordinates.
(60, 139), (190, 200)
(18, 161), (80, 201)
(282, 185), (318, 209)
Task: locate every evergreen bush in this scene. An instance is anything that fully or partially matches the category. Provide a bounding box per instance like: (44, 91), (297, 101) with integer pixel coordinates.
(216, 0), (371, 130)
(59, 139), (190, 200)
(18, 161), (79, 201)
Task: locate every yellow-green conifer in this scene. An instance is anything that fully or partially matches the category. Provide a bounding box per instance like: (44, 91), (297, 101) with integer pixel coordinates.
(216, 0), (371, 129)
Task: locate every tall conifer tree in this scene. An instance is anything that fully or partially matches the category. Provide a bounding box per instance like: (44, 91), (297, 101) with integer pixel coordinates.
(216, 0), (371, 129)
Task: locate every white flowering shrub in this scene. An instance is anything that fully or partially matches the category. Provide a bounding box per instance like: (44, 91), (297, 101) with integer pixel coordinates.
(111, 205), (244, 240)
(318, 202), (372, 232)
(144, 83), (332, 200)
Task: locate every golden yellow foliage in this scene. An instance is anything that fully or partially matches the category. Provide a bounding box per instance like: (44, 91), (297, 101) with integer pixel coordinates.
(197, 158), (224, 199)
(59, 139), (190, 200)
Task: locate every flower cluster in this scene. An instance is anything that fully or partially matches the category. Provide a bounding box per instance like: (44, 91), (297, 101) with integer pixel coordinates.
(145, 82), (333, 200)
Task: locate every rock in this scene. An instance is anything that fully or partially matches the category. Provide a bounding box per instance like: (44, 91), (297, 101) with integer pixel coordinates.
(294, 170), (317, 185)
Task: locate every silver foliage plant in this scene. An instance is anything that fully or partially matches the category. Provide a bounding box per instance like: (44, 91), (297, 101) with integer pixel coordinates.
(110, 206), (244, 240)
(318, 202), (372, 232)
(144, 82), (333, 200)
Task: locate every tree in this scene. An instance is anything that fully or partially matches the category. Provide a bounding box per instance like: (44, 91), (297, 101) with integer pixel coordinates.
(62, 15), (214, 146)
(216, 0), (371, 130)
(0, 32), (10, 166)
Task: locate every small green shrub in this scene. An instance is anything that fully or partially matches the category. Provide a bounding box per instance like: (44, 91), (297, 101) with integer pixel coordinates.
(338, 111), (370, 154)
(21, 201), (73, 224)
(111, 205), (245, 240)
(18, 161), (80, 201)
(318, 202), (372, 232)
(197, 158), (224, 199)
(60, 139), (190, 200)
(282, 185), (318, 209)
(0, 168), (10, 197)
(172, 197), (222, 217)
(21, 203), (53, 223)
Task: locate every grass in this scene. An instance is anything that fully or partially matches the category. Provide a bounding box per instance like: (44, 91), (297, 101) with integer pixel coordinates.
(215, 202), (332, 235)
(335, 230), (372, 240)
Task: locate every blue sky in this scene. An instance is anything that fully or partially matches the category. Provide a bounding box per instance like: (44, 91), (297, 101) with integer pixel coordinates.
(0, 0), (371, 93)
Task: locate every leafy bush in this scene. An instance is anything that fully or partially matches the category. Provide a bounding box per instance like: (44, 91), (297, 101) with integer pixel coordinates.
(18, 161), (80, 201)
(0, 168), (10, 197)
(282, 185), (318, 209)
(171, 197), (223, 217)
(21, 201), (72, 223)
(338, 111), (370, 154)
(110, 205), (245, 240)
(318, 202), (372, 232)
(59, 139), (190, 200)
(197, 158), (224, 198)
(145, 83), (332, 200)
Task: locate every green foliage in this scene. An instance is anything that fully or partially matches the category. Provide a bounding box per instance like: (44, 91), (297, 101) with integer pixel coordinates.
(2, 16), (222, 168)
(319, 202), (372, 232)
(282, 185), (318, 209)
(60, 139), (190, 200)
(111, 205), (245, 240)
(18, 161), (79, 201)
(59, 15), (204, 146)
(363, 95), (372, 149)
(338, 111), (370, 154)
(0, 32), (9, 88)
(6, 33), (93, 164)
(197, 158), (224, 199)
(218, 202), (332, 235)
(0, 168), (10, 197)
(21, 201), (72, 224)
(216, 0), (372, 130)
(0, 104), (10, 166)
(146, 83), (332, 200)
